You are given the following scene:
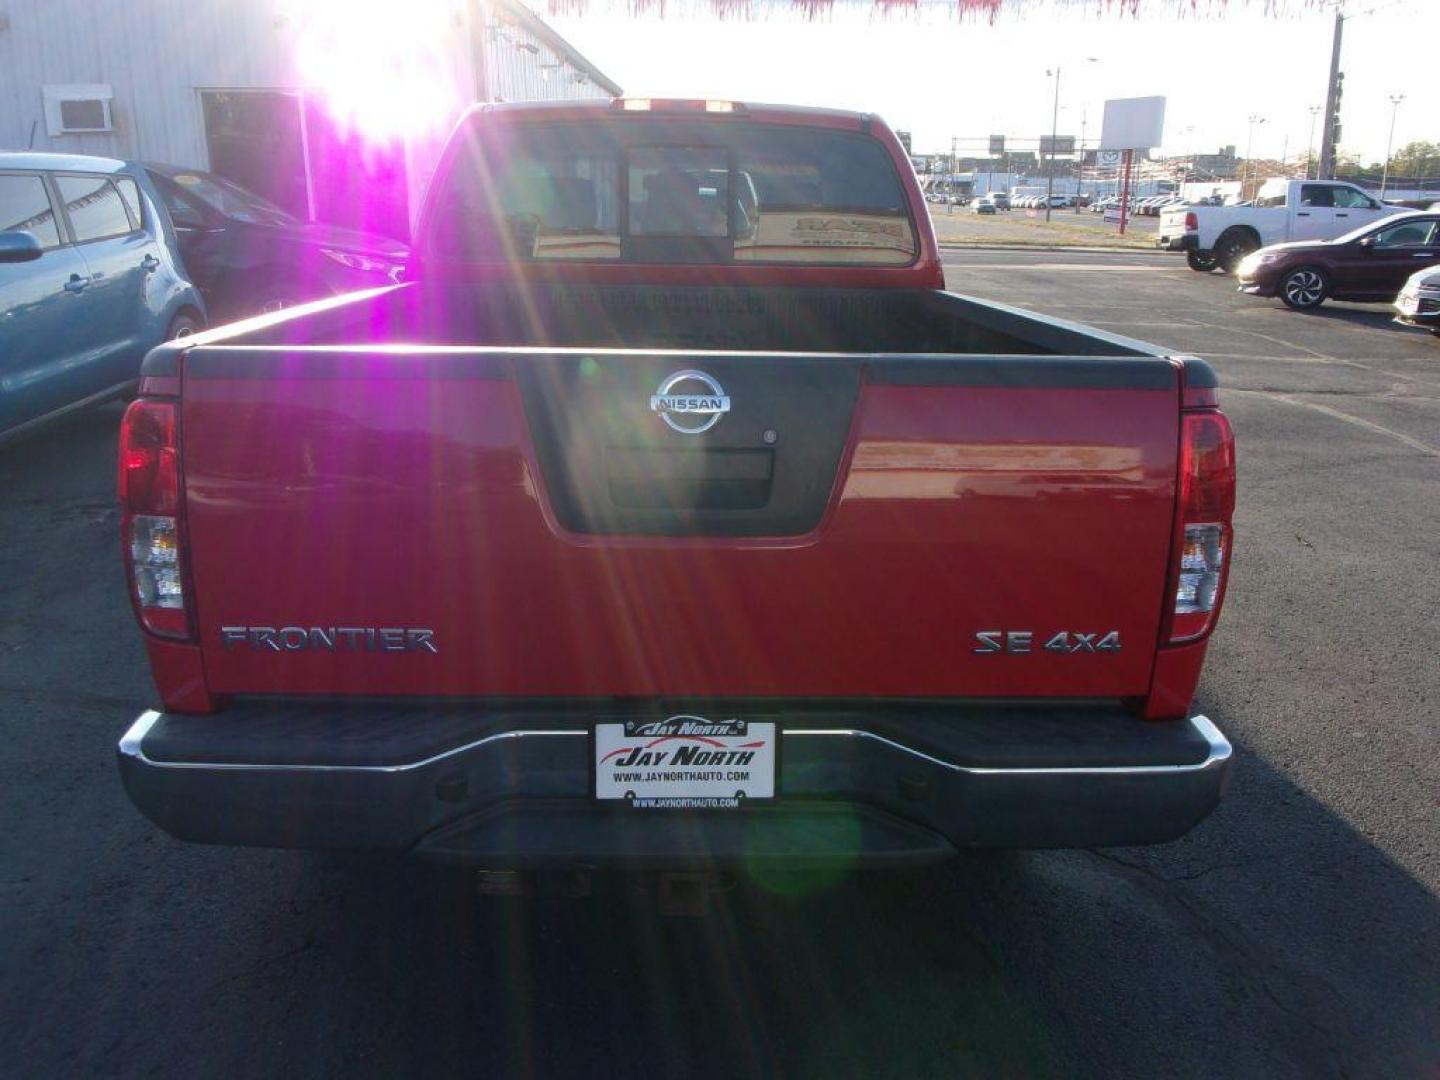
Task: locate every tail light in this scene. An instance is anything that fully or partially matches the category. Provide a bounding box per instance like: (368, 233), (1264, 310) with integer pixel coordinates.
(119, 398), (190, 639)
(1164, 409), (1235, 644)
(1184, 211), (1198, 231)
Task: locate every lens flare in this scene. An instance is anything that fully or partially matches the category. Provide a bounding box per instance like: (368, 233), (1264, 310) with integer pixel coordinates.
(290, 0), (468, 145)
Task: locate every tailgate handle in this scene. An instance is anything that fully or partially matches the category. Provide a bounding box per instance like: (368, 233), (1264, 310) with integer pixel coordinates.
(607, 448), (774, 510)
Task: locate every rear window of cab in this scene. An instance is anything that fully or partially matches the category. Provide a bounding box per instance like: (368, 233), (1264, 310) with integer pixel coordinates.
(426, 120), (918, 267)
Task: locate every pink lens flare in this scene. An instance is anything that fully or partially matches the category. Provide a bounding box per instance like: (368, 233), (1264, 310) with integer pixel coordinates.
(291, 0), (468, 145)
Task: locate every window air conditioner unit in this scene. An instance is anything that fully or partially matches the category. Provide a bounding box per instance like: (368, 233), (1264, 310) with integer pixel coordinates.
(43, 84), (115, 135)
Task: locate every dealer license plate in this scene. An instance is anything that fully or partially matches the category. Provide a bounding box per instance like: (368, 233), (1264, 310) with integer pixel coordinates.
(1399, 294), (1420, 316)
(594, 716), (777, 809)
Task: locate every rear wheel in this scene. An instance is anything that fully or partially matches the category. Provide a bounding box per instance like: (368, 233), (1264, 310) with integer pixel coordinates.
(1186, 250), (1219, 272)
(1215, 229), (1260, 274)
(1279, 267), (1329, 310)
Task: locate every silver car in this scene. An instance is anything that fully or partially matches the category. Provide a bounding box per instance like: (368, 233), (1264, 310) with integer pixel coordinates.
(1394, 265), (1440, 336)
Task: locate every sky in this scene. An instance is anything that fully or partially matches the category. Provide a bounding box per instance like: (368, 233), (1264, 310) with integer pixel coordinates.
(550, 0), (1435, 166)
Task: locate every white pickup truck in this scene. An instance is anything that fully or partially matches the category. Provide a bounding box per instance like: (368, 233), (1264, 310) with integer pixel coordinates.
(1159, 178), (1407, 273)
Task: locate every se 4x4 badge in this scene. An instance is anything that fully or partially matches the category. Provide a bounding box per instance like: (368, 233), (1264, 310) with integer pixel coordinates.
(974, 630), (1122, 655)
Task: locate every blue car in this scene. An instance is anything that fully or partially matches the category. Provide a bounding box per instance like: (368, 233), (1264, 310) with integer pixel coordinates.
(0, 153), (205, 438)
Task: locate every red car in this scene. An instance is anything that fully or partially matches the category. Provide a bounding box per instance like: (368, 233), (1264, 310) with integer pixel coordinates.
(116, 100), (1235, 866)
(1236, 211), (1440, 310)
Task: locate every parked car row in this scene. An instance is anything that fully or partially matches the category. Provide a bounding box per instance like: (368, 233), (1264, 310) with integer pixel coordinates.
(1134, 194), (1186, 216)
(1009, 194), (1084, 210)
(0, 151), (408, 438)
(965, 193), (1010, 212)
(1089, 194), (1182, 216)
(927, 192), (1094, 212)
(1085, 193), (1221, 217)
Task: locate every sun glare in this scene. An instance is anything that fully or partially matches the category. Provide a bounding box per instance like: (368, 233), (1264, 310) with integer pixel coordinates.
(290, 0), (468, 144)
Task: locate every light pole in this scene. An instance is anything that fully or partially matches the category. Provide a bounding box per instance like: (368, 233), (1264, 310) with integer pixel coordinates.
(1307, 105), (1321, 179)
(1243, 114), (1266, 197)
(949, 135), (957, 213)
(1043, 57), (1097, 222)
(1381, 94), (1405, 200)
(1317, 8), (1344, 179)
(1044, 67), (1062, 222)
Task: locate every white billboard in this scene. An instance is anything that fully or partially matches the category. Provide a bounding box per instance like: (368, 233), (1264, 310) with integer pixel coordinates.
(1100, 97), (1166, 151)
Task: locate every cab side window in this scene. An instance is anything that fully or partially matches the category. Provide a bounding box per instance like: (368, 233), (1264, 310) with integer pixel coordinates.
(1299, 185), (1335, 208)
(55, 174), (136, 243)
(0, 173), (62, 249)
(1332, 187), (1380, 210)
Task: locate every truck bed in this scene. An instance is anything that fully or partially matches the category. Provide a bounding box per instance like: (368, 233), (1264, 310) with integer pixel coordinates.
(220, 283), (1156, 356)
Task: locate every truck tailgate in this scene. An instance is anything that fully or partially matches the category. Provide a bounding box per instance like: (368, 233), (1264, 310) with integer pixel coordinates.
(180, 347), (1180, 700)
(1158, 206), (1190, 237)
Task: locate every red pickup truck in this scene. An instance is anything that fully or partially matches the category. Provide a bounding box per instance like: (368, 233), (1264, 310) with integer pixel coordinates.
(116, 100), (1235, 865)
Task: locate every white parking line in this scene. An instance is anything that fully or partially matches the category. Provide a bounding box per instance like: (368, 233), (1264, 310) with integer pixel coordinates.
(1202, 353), (1432, 363)
(1087, 321), (1200, 329)
(1235, 390), (1439, 458)
(946, 263), (1163, 272)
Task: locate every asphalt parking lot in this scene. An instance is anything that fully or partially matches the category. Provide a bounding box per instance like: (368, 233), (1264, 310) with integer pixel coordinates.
(2, 250), (1437, 1079)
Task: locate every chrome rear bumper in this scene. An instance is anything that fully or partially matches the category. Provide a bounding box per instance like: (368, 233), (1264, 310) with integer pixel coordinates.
(119, 705), (1232, 863)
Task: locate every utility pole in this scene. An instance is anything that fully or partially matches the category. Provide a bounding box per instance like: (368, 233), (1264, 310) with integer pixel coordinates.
(1317, 8), (1344, 179)
(1381, 94), (1404, 199)
(1243, 115), (1266, 197)
(1307, 105), (1321, 179)
(949, 136), (957, 213)
(1045, 66), (1061, 222)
